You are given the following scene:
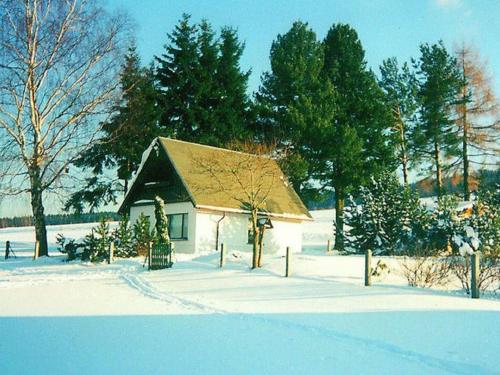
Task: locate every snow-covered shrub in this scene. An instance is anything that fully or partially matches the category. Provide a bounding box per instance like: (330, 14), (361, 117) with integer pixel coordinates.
(345, 172), (429, 255)
(82, 218), (112, 262)
(449, 185), (500, 294)
(56, 233), (81, 261)
(133, 213), (153, 256)
(425, 195), (462, 253)
(113, 216), (137, 258)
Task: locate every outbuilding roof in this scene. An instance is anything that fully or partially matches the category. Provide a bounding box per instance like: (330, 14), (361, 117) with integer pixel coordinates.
(119, 137), (312, 221)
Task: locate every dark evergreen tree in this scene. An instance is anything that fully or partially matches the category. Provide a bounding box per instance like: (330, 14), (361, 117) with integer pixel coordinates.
(345, 172), (429, 255)
(66, 44), (161, 213)
(318, 23), (394, 251)
(154, 196), (170, 245)
(255, 21), (335, 199)
(156, 15), (251, 147)
(413, 42), (462, 198)
(156, 13), (200, 140)
(133, 213), (153, 256)
(113, 216), (137, 258)
(214, 26), (251, 145)
(379, 58), (418, 185)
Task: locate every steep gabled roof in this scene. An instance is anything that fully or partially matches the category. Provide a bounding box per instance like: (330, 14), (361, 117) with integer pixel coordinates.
(119, 137), (312, 221)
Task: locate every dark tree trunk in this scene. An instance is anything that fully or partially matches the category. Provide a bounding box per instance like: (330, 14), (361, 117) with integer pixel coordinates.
(434, 141), (443, 198)
(334, 187), (345, 251)
(251, 210), (259, 269)
(257, 226), (265, 268)
(30, 177), (49, 258)
(462, 110), (470, 201)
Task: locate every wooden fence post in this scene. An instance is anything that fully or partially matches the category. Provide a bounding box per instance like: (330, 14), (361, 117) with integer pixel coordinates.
(364, 249), (372, 286)
(169, 242), (175, 266)
(108, 242), (114, 264)
(327, 240), (331, 253)
(285, 247), (291, 277)
(471, 251), (480, 299)
(148, 242), (152, 271)
(220, 243), (225, 268)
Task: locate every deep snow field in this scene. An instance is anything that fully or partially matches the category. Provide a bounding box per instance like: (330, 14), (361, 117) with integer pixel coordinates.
(0, 210), (499, 375)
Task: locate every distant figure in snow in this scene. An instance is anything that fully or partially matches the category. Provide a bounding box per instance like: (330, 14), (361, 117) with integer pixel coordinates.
(5, 241), (11, 259)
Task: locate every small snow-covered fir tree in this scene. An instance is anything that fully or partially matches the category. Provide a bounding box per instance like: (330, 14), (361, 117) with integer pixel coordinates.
(113, 216), (137, 257)
(133, 213), (153, 256)
(345, 172), (430, 255)
(426, 195), (462, 254)
(154, 196), (170, 245)
(82, 218), (112, 262)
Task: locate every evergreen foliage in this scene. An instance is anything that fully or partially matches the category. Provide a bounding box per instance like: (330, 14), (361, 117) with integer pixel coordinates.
(255, 21), (335, 200)
(66, 44), (162, 213)
(379, 57), (418, 185)
(345, 172), (428, 255)
(113, 216), (137, 258)
(82, 218), (112, 262)
(155, 14), (250, 147)
(413, 42), (462, 198)
(133, 213), (153, 256)
(317, 23), (394, 251)
(153, 197), (170, 245)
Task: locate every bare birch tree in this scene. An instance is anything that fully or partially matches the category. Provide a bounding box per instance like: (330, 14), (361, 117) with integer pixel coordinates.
(0, 0), (129, 257)
(455, 43), (500, 200)
(192, 142), (279, 269)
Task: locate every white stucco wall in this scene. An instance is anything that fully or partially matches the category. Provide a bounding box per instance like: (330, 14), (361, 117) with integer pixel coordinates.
(195, 210), (303, 255)
(129, 203), (304, 254)
(129, 201), (196, 253)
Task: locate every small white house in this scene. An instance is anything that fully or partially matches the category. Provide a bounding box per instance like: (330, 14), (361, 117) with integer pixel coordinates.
(118, 137), (313, 255)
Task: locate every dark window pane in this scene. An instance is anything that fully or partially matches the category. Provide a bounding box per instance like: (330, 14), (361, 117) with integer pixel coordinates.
(168, 213), (188, 240)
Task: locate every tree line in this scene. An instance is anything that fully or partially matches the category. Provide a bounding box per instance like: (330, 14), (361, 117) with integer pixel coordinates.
(0, 212), (120, 229)
(0, 3), (498, 257)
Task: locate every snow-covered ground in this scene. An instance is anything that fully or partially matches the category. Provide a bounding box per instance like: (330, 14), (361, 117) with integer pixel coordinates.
(0, 212), (499, 374)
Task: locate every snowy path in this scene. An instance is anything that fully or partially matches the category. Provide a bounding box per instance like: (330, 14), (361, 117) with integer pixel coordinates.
(0, 254), (499, 375)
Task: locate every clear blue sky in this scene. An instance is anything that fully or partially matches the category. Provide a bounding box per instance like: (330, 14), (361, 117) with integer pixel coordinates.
(107, 0), (500, 94)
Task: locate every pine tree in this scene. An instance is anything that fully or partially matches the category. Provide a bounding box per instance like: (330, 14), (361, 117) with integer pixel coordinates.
(413, 41), (462, 198)
(154, 196), (170, 245)
(379, 58), (419, 185)
(113, 216), (136, 257)
(133, 213), (153, 256)
(255, 21), (335, 200)
(455, 43), (500, 200)
(319, 23), (394, 251)
(82, 218), (112, 262)
(66, 44), (161, 213)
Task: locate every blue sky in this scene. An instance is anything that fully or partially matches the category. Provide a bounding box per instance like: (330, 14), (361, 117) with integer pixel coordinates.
(107, 0), (500, 94)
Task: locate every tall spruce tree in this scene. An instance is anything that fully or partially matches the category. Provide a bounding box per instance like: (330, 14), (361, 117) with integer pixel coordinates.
(255, 21), (335, 199)
(379, 58), (418, 186)
(156, 15), (251, 147)
(318, 23), (394, 251)
(66, 45), (161, 213)
(215, 27), (252, 145)
(156, 13), (200, 141)
(413, 41), (462, 198)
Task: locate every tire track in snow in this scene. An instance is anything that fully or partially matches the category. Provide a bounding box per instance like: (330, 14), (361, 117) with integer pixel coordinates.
(121, 272), (494, 375)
